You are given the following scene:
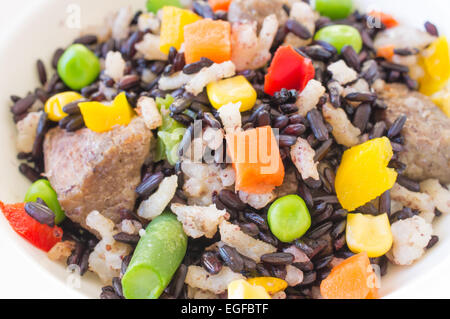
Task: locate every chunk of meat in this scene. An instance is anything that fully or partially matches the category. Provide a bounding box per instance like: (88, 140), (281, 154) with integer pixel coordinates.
(377, 83), (450, 183)
(228, 0), (288, 28)
(44, 117), (152, 234)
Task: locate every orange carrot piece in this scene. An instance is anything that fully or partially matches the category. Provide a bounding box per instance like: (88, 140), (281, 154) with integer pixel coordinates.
(184, 19), (231, 64)
(208, 0), (233, 12)
(369, 11), (399, 29)
(320, 252), (379, 299)
(226, 126), (285, 194)
(377, 45), (395, 61)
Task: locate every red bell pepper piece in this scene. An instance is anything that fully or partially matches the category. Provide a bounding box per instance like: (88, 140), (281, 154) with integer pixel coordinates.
(264, 45), (315, 96)
(0, 201), (63, 252)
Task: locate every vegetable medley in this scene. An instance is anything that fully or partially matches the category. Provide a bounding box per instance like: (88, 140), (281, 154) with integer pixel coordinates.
(3, 0), (450, 300)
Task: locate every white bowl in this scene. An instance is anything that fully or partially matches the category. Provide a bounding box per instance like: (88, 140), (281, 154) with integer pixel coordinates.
(0, 0), (449, 299)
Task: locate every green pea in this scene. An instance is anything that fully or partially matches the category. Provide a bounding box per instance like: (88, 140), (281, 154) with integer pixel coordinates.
(146, 0), (181, 13)
(24, 179), (65, 224)
(57, 44), (100, 91)
(268, 195), (311, 243)
(122, 212), (187, 299)
(314, 25), (363, 54)
(315, 0), (354, 20)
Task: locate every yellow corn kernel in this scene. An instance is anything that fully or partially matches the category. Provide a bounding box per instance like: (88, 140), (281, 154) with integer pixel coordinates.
(335, 137), (397, 212)
(44, 91), (83, 121)
(247, 277), (288, 295)
(419, 37), (450, 96)
(228, 279), (271, 299)
(207, 75), (257, 111)
(431, 87), (450, 117)
(79, 92), (134, 133)
(346, 213), (393, 258)
(159, 6), (201, 54)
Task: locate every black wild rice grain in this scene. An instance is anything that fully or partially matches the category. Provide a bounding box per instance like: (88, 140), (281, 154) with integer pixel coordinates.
(314, 139), (333, 162)
(65, 115), (85, 132)
(394, 48), (419, 56)
(256, 110), (271, 127)
(327, 81), (341, 108)
(11, 94), (36, 115)
(24, 202), (55, 227)
(113, 232), (140, 245)
(314, 40), (338, 55)
(218, 245), (244, 273)
(67, 241), (85, 266)
(360, 30), (375, 51)
(404, 74), (419, 91)
(307, 109), (329, 141)
(370, 121), (387, 139)
(426, 235), (439, 249)
(352, 103), (372, 132)
(201, 251), (223, 275)
(170, 98), (192, 114)
(119, 74), (140, 90)
(171, 113), (194, 126)
(100, 287), (121, 299)
(218, 189), (246, 211)
(112, 277), (124, 298)
(32, 112), (49, 160)
(279, 103), (299, 114)
(313, 255), (333, 270)
(281, 123), (306, 136)
(183, 57), (214, 74)
(273, 115), (289, 129)
(261, 253), (294, 265)
(121, 254), (132, 275)
(168, 47), (178, 64)
(278, 135), (298, 147)
(390, 142), (404, 153)
(301, 271), (317, 286)
(424, 21), (439, 37)
(193, 1), (215, 19)
(244, 211), (268, 231)
(389, 159), (407, 174)
(62, 101), (82, 115)
(306, 222), (333, 239)
(330, 220), (346, 239)
(387, 115), (407, 138)
(19, 163), (41, 182)
(240, 222), (260, 237)
(379, 190), (391, 216)
(170, 264), (187, 298)
(51, 48), (65, 69)
(299, 45), (332, 61)
(285, 19), (312, 39)
(74, 34), (98, 45)
(342, 45), (361, 71)
(136, 172), (165, 198)
(396, 175), (420, 192)
(36, 59), (47, 85)
(173, 52), (186, 72)
(345, 92), (377, 103)
(381, 61), (409, 73)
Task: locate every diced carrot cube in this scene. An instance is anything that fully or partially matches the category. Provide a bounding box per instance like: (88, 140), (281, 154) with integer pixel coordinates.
(320, 252), (379, 299)
(377, 45), (395, 61)
(208, 0), (233, 12)
(369, 11), (399, 29)
(184, 19), (232, 64)
(226, 126), (285, 194)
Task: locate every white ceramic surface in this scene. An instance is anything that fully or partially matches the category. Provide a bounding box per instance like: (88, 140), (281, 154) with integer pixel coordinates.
(0, 0), (449, 299)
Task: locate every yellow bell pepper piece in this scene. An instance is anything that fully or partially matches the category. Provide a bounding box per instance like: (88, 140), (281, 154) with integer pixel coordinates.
(227, 279), (271, 299)
(346, 213), (393, 258)
(431, 87), (450, 117)
(335, 137), (397, 212)
(247, 277), (288, 295)
(207, 75), (257, 112)
(44, 91), (83, 121)
(79, 92), (134, 133)
(159, 6), (201, 54)
(419, 36), (450, 96)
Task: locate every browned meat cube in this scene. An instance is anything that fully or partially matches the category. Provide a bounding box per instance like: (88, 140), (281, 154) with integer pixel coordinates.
(44, 118), (152, 233)
(379, 83), (450, 183)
